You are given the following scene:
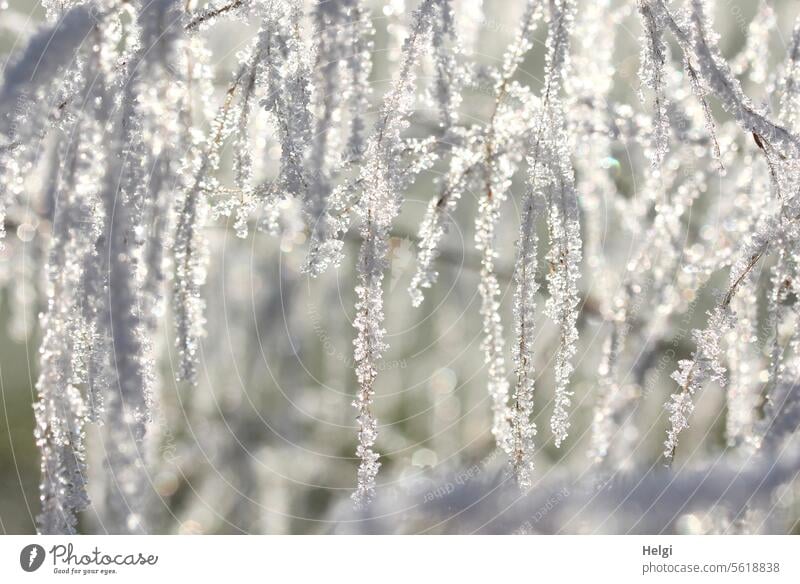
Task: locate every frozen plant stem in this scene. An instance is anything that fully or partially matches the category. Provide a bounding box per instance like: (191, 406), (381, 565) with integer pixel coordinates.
(350, 0), (446, 507)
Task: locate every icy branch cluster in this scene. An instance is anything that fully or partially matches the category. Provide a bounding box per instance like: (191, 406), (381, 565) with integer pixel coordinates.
(2, 0), (800, 533)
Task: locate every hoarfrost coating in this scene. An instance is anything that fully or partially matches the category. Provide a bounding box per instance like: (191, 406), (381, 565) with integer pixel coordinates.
(0, 0), (799, 534)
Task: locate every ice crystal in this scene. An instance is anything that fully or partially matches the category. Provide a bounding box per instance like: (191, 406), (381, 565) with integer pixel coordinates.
(654, 0), (800, 159)
(35, 130), (97, 533)
(408, 133), (483, 307)
(259, 0), (312, 203)
(637, 0), (670, 168)
(472, 1), (545, 456)
(186, 0), (254, 33)
(303, 0), (374, 276)
(535, 0), (581, 448)
(509, 192), (538, 488)
(3, 0), (800, 535)
(475, 157), (514, 454)
(409, 0), (542, 309)
(664, 239), (766, 461)
(350, 0), (447, 506)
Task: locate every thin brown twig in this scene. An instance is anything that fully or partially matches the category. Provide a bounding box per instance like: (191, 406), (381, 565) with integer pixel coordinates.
(185, 0), (245, 32)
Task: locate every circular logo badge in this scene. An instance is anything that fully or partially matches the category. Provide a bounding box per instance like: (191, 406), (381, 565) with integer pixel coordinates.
(20, 544), (46, 572)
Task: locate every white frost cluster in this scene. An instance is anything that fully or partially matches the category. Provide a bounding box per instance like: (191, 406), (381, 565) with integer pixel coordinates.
(3, 0), (800, 532)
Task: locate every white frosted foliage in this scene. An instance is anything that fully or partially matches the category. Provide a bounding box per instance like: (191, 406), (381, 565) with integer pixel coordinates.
(350, 0), (448, 506)
(3, 0), (800, 536)
(510, 193), (539, 487)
